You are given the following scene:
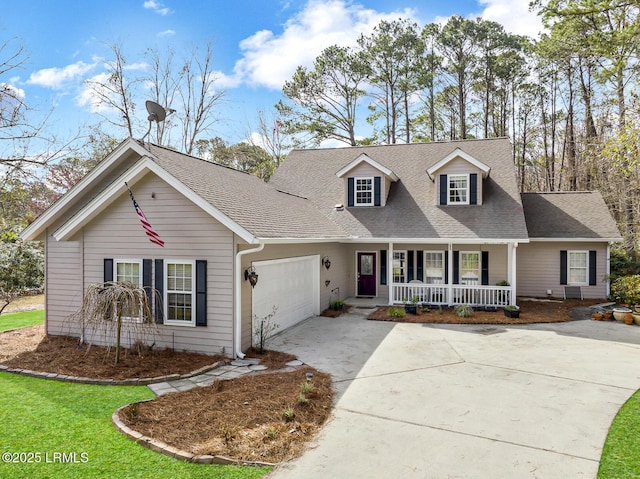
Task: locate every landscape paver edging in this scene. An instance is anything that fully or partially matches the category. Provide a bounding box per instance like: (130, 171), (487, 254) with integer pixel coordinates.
(111, 402), (275, 467)
(0, 360), (228, 385)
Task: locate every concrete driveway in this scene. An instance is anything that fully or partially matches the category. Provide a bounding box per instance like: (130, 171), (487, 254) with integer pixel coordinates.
(267, 309), (640, 479)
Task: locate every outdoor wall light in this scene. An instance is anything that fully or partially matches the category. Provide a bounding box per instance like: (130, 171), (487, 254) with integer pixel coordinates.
(244, 266), (259, 288)
(322, 256), (331, 270)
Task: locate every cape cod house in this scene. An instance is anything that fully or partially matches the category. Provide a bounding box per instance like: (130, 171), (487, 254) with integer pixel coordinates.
(21, 137), (622, 358)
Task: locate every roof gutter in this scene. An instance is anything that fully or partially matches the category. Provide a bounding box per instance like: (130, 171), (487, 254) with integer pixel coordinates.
(234, 242), (265, 359)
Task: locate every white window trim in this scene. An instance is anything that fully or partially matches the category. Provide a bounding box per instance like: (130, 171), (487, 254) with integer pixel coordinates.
(354, 176), (374, 206)
(424, 250), (445, 284)
(392, 250), (407, 284)
(114, 259), (143, 323)
(568, 250), (589, 286)
(460, 251), (480, 285)
(164, 259), (196, 327)
(448, 174), (470, 205)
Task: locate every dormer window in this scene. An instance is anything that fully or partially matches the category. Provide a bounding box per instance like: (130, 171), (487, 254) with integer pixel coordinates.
(337, 153), (398, 208)
(355, 177), (374, 206)
(428, 148), (490, 207)
(448, 174), (469, 204)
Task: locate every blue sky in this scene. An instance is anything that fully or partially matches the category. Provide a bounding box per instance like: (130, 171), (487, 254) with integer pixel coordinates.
(2, 0), (543, 148)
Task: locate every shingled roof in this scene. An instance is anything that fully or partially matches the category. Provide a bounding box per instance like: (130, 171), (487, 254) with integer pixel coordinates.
(146, 144), (349, 240)
(521, 191), (622, 241)
(270, 137), (529, 241)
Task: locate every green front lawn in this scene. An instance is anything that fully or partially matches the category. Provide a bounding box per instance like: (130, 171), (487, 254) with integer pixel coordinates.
(0, 310), (44, 332)
(598, 388), (640, 478)
(0, 372), (269, 479)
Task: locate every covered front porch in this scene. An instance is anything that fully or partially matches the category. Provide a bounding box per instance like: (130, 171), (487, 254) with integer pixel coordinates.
(351, 241), (519, 309)
(387, 241), (518, 308)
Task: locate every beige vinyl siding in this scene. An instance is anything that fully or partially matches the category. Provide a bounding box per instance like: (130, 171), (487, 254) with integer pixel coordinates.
(44, 232), (83, 336)
(346, 163), (389, 207)
(433, 157), (484, 205)
(517, 241), (608, 299)
(239, 243), (349, 351)
(76, 172), (235, 356)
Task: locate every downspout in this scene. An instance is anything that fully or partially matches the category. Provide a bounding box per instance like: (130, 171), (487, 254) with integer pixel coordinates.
(511, 242), (518, 306)
(606, 242), (612, 298)
(234, 242), (265, 359)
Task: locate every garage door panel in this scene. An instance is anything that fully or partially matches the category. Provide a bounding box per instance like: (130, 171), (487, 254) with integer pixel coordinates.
(252, 256), (320, 336)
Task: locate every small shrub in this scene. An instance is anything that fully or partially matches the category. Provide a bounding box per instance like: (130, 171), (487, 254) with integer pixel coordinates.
(454, 304), (474, 318)
(253, 305), (279, 354)
(300, 381), (314, 394)
(611, 275), (640, 307)
(264, 427), (277, 440)
(330, 300), (345, 311)
(297, 393), (308, 405)
(282, 406), (295, 422)
(389, 307), (405, 318)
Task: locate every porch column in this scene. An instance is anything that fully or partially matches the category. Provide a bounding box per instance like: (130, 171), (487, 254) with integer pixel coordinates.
(388, 242), (394, 305)
(508, 242), (518, 306)
(447, 242), (453, 305)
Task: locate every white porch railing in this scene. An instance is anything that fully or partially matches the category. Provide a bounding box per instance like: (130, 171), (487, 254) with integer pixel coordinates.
(392, 283), (512, 307)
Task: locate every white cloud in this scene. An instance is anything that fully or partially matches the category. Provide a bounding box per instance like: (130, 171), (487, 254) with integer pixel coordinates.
(27, 61), (96, 90)
(76, 72), (115, 113)
(478, 0), (544, 39)
(158, 29), (176, 37)
(143, 0), (171, 15)
(123, 62), (149, 72)
(228, 0), (417, 90)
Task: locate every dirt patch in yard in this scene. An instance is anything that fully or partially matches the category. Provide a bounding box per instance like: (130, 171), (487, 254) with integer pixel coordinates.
(120, 366), (334, 464)
(369, 299), (604, 324)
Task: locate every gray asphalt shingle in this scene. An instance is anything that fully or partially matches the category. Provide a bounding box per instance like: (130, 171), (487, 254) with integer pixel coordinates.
(270, 138), (529, 240)
(521, 191), (622, 240)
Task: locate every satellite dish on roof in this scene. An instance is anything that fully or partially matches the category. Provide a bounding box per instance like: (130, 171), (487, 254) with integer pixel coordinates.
(146, 100), (167, 123)
(139, 100), (175, 143)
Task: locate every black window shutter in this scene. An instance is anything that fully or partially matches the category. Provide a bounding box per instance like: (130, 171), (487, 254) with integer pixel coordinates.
(560, 250), (568, 285)
(417, 251), (424, 281)
(154, 259), (164, 324)
(374, 176), (381, 206)
(439, 174), (448, 205)
(347, 177), (355, 207)
(470, 173), (478, 205)
(481, 251), (489, 285)
(444, 250), (449, 284)
(104, 258), (114, 282)
(453, 251), (460, 284)
(407, 250), (414, 282)
(589, 250), (597, 286)
(195, 260), (207, 327)
(142, 259), (152, 316)
(380, 250), (387, 285)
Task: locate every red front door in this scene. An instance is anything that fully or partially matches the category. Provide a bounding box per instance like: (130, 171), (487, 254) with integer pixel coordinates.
(357, 252), (376, 296)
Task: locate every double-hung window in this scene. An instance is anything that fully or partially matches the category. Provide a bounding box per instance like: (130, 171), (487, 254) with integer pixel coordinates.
(448, 174), (469, 204)
(114, 260), (143, 321)
(393, 251), (407, 283)
(568, 251), (588, 285)
(424, 251), (444, 284)
(355, 177), (374, 206)
(165, 261), (195, 326)
(460, 252), (480, 285)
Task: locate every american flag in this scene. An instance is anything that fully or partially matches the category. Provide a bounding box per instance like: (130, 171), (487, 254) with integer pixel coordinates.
(125, 183), (165, 247)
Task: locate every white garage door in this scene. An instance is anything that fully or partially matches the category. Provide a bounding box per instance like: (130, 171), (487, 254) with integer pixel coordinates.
(252, 255), (320, 334)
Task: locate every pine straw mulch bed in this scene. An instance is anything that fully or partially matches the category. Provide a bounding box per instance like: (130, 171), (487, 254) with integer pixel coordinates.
(0, 326), (224, 380)
(119, 366), (334, 464)
(368, 298), (604, 324)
